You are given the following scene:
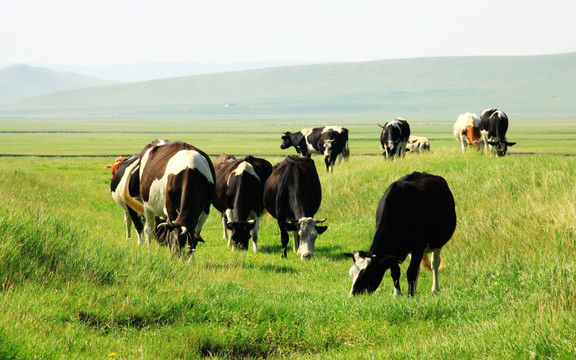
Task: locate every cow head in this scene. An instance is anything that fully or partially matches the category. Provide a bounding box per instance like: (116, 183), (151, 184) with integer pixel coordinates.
(287, 217), (327, 260)
(157, 222), (205, 258)
(280, 132), (294, 150)
(226, 220), (255, 250)
(345, 252), (397, 296)
(487, 140), (516, 157)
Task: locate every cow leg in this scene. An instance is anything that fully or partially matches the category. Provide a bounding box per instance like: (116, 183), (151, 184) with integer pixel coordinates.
(127, 207), (144, 243)
(324, 155), (330, 172)
(225, 209), (234, 247)
(279, 221), (290, 258)
(407, 249), (424, 296)
(123, 210), (132, 241)
(431, 249), (442, 292)
(390, 262), (402, 296)
(251, 214), (261, 252)
(143, 207), (156, 247)
(460, 134), (466, 153)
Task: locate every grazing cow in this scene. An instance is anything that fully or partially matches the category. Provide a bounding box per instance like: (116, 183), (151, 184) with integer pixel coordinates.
(280, 126), (349, 171)
(134, 141), (215, 259)
(212, 154), (273, 251)
(345, 172), (456, 296)
(405, 136), (430, 153)
(453, 112), (482, 153)
(480, 108), (516, 157)
(378, 118), (410, 158)
(263, 156), (328, 259)
(110, 154), (144, 243)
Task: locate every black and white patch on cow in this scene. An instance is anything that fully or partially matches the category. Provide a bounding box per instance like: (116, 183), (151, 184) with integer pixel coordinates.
(212, 154), (273, 251)
(263, 156), (327, 259)
(110, 154), (144, 243)
(480, 108), (516, 157)
(378, 118), (411, 158)
(345, 172), (456, 297)
(137, 141), (215, 260)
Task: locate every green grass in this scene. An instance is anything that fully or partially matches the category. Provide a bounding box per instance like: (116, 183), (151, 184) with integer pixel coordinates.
(0, 118), (575, 359)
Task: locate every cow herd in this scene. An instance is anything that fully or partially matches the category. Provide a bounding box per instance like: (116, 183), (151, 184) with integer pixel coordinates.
(109, 107), (514, 296)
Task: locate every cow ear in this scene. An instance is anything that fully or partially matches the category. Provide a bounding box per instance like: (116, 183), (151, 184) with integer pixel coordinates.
(344, 252), (356, 258)
(284, 222), (297, 231)
(316, 225), (328, 234)
(487, 141), (499, 146)
(507, 142), (516, 147)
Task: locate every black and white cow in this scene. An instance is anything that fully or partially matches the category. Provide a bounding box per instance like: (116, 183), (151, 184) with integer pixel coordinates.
(110, 154), (144, 243)
(263, 156), (328, 259)
(480, 108), (516, 157)
(345, 172), (456, 296)
(378, 118), (410, 158)
(212, 154), (273, 251)
(134, 141), (215, 259)
(405, 136), (431, 153)
(280, 126), (349, 171)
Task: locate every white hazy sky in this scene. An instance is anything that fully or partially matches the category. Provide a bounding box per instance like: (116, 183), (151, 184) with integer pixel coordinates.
(1, 0), (575, 65)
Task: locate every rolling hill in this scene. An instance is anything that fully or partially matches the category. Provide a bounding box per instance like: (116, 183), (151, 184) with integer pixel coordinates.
(0, 64), (116, 105)
(1, 53), (575, 117)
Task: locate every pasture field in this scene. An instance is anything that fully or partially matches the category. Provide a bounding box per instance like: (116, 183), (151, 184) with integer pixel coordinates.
(0, 116), (575, 359)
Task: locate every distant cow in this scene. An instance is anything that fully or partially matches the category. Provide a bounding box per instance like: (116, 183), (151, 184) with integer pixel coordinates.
(345, 172), (456, 296)
(263, 156), (327, 259)
(453, 112), (482, 153)
(405, 136), (430, 153)
(110, 154), (144, 243)
(133, 141), (215, 259)
(280, 126), (349, 171)
(378, 118), (410, 158)
(480, 108), (516, 157)
(212, 154), (273, 251)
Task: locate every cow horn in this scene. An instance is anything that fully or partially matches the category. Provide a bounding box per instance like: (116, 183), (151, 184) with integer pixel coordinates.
(180, 226), (188, 235)
(377, 123), (385, 128)
(247, 219), (255, 224)
(315, 218), (327, 223)
(157, 222), (169, 229)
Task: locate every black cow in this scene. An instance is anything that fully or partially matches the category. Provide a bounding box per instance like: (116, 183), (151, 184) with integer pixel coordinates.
(480, 108), (516, 157)
(280, 126), (349, 172)
(345, 172), (456, 296)
(110, 154), (144, 243)
(212, 154), (273, 251)
(378, 118), (410, 158)
(125, 141), (215, 260)
(263, 156), (328, 259)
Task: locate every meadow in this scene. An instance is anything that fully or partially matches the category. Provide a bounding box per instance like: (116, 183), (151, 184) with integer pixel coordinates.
(0, 116), (575, 359)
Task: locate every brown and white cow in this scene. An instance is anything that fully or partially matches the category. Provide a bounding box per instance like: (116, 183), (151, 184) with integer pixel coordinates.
(453, 112), (482, 153)
(110, 154), (144, 243)
(263, 156), (327, 259)
(135, 141), (215, 259)
(212, 154), (273, 251)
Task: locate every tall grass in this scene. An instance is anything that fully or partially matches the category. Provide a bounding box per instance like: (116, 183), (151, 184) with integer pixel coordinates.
(0, 146), (575, 358)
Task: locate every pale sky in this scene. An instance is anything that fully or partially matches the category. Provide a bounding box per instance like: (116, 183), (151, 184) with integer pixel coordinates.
(1, 0), (575, 65)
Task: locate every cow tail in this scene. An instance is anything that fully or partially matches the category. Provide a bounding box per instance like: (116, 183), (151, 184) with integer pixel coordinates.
(122, 181), (144, 215)
(420, 253), (445, 271)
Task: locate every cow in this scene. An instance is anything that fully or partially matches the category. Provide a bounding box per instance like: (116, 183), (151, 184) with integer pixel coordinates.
(405, 136), (430, 153)
(110, 154), (144, 243)
(212, 154), (273, 251)
(263, 156), (328, 259)
(280, 126), (349, 171)
(378, 118), (410, 158)
(345, 172), (456, 297)
(128, 141), (215, 259)
(480, 108), (516, 157)
(453, 112), (482, 153)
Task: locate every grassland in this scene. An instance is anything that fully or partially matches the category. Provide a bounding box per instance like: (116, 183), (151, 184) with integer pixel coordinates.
(0, 116), (575, 359)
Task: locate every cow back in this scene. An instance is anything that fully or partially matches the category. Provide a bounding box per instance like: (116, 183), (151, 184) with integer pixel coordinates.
(264, 156), (322, 220)
(110, 155), (139, 193)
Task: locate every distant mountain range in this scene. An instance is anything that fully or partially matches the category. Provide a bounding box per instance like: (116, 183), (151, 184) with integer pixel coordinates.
(0, 65), (116, 105)
(1, 53), (575, 117)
